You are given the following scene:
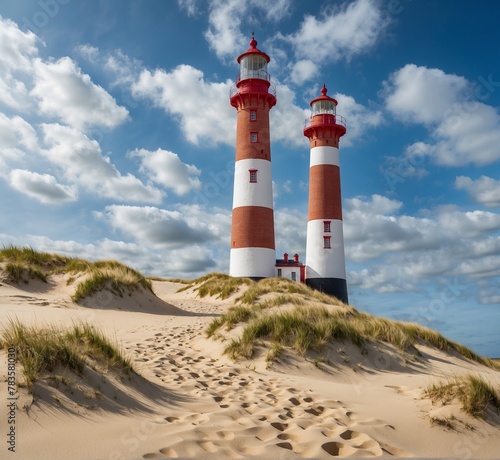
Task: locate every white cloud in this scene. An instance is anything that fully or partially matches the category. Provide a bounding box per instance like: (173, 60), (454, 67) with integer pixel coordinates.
(275, 208), (307, 257)
(203, 0), (291, 62)
(9, 169), (78, 204)
(0, 113), (38, 169)
(74, 44), (99, 61)
(31, 57), (129, 129)
(102, 204), (231, 249)
(270, 82), (310, 147)
(0, 17), (38, 110)
(456, 176), (500, 208)
(204, 0), (247, 61)
(342, 195), (500, 302)
(384, 64), (468, 124)
(177, 0), (203, 16)
(132, 64), (234, 145)
(289, 59), (318, 86)
(384, 64), (500, 166)
(334, 93), (383, 146)
(130, 148), (201, 196)
(41, 123), (163, 203)
(284, 0), (390, 82)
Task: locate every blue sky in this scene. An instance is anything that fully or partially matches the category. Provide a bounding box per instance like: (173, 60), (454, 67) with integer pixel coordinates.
(1, 0), (499, 357)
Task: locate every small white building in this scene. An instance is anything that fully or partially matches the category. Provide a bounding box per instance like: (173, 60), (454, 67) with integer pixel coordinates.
(275, 253), (305, 283)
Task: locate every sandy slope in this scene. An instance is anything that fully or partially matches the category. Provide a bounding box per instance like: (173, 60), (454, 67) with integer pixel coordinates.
(0, 276), (499, 459)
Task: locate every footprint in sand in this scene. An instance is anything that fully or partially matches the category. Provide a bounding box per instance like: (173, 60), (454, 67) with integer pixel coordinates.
(270, 422), (288, 432)
(305, 405), (324, 416)
(216, 430), (235, 440)
(198, 441), (218, 453)
(276, 441), (293, 451)
(321, 441), (344, 456)
(158, 447), (178, 458)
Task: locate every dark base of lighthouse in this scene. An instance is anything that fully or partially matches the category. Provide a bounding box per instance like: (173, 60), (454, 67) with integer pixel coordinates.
(306, 278), (349, 304)
(246, 276), (266, 282)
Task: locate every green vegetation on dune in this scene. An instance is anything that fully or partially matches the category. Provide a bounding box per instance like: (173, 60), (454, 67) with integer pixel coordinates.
(425, 374), (500, 418)
(71, 264), (152, 302)
(177, 272), (253, 299)
(0, 319), (133, 387)
(0, 245), (152, 302)
(202, 274), (500, 370)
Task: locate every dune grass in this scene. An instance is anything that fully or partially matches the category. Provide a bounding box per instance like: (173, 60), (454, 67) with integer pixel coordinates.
(177, 272), (253, 299)
(0, 319), (133, 387)
(71, 264), (152, 302)
(204, 275), (499, 369)
(0, 245), (152, 302)
(425, 374), (500, 418)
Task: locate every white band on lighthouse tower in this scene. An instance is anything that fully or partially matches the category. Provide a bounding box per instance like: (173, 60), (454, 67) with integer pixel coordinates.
(306, 219), (346, 280)
(310, 146), (339, 167)
(230, 247), (276, 278)
(232, 159), (273, 209)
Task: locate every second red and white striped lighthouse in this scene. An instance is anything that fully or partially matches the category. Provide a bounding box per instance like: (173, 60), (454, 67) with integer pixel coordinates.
(304, 84), (348, 303)
(229, 35), (277, 279)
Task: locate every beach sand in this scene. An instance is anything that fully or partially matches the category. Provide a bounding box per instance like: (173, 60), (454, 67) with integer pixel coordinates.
(0, 275), (499, 459)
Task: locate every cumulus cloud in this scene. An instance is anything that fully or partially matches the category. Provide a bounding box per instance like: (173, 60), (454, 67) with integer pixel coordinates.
(40, 123), (163, 203)
(333, 93), (383, 146)
(289, 59), (318, 86)
(0, 17), (38, 109)
(0, 113), (38, 169)
(132, 64), (234, 145)
(31, 57), (129, 129)
(101, 204), (231, 249)
(343, 195), (500, 302)
(130, 148), (201, 196)
(282, 0), (390, 83)
(275, 208), (307, 257)
(9, 169), (78, 204)
(384, 64), (468, 124)
(384, 64), (500, 166)
(203, 0), (291, 62)
(455, 176), (500, 208)
(270, 82), (310, 147)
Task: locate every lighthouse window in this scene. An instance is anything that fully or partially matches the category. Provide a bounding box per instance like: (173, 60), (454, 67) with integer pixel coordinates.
(291, 272), (296, 281)
(250, 132), (258, 143)
(250, 110), (257, 121)
(249, 170), (258, 183)
(323, 236), (331, 249)
(324, 221), (331, 232)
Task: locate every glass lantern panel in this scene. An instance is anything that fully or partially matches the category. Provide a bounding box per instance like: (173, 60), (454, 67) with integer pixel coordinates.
(312, 100), (336, 115)
(240, 55), (268, 80)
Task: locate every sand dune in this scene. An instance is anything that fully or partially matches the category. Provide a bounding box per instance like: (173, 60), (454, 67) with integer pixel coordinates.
(0, 271), (499, 459)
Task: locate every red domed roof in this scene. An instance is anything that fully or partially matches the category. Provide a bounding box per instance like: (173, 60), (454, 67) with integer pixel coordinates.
(310, 84), (338, 107)
(236, 33), (271, 64)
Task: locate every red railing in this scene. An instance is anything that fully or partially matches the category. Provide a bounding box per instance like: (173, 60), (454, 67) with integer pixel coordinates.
(229, 70), (276, 98)
(304, 114), (346, 129)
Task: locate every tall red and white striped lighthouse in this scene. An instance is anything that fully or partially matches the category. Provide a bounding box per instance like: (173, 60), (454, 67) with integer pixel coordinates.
(229, 35), (277, 279)
(304, 84), (348, 303)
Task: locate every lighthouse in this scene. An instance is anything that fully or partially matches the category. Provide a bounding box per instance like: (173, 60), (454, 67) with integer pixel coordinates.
(229, 34), (277, 279)
(304, 84), (348, 303)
